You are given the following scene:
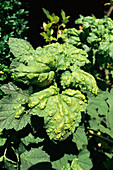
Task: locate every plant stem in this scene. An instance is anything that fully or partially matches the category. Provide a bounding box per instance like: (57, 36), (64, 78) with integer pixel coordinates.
(107, 6), (113, 16)
(89, 130), (113, 144)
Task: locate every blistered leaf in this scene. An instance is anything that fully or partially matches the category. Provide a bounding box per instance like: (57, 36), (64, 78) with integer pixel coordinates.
(9, 38), (56, 87)
(62, 28), (81, 46)
(0, 107), (30, 131)
(61, 66), (99, 95)
(8, 38), (35, 62)
(10, 60), (55, 87)
(43, 43), (89, 70)
(0, 84), (30, 131)
(29, 86), (87, 143)
(20, 147), (50, 169)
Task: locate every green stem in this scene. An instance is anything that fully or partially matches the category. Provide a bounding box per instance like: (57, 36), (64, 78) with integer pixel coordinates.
(89, 130), (113, 144)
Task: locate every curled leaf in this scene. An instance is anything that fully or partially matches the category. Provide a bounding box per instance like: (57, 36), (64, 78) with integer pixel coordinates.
(61, 66), (99, 95)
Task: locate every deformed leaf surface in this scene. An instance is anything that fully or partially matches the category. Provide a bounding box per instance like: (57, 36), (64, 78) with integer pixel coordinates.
(0, 83), (30, 131)
(29, 86), (87, 142)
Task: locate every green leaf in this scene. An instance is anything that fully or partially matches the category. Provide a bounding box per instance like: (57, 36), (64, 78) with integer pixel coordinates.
(20, 147), (50, 169)
(3, 158), (17, 170)
(106, 108), (113, 138)
(10, 59), (55, 86)
(0, 137), (7, 146)
(61, 10), (70, 24)
(0, 110), (30, 131)
(61, 66), (99, 95)
(78, 149), (93, 170)
(107, 89), (113, 108)
(0, 84), (30, 131)
(53, 15), (59, 23)
(42, 8), (51, 20)
(87, 91), (109, 118)
(109, 43), (113, 59)
(43, 43), (89, 71)
(52, 154), (75, 170)
(61, 158), (83, 170)
(29, 86), (87, 143)
(70, 158), (83, 170)
(21, 133), (44, 146)
(87, 90), (113, 138)
(72, 126), (88, 150)
(61, 10), (66, 20)
(9, 38), (56, 86)
(8, 38), (35, 62)
(0, 82), (21, 95)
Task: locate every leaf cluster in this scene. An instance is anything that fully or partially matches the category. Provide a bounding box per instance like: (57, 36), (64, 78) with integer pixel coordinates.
(0, 0), (29, 91)
(62, 15), (113, 87)
(1, 9), (113, 170)
(40, 8), (70, 43)
(86, 89), (113, 169)
(0, 37), (98, 169)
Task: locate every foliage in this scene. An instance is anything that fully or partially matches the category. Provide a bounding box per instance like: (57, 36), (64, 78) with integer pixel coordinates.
(0, 37), (99, 169)
(86, 89), (113, 169)
(104, 0), (113, 7)
(40, 8), (70, 43)
(62, 15), (113, 87)
(0, 0), (29, 92)
(1, 9), (113, 170)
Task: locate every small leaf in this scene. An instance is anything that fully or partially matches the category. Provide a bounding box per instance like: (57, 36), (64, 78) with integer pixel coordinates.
(61, 10), (70, 24)
(21, 133), (44, 146)
(72, 126), (88, 150)
(78, 149), (93, 170)
(42, 8), (51, 20)
(0, 137), (7, 146)
(104, 3), (110, 6)
(20, 147), (50, 169)
(0, 84), (30, 131)
(52, 154), (75, 170)
(61, 10), (66, 20)
(43, 22), (47, 30)
(54, 16), (60, 23)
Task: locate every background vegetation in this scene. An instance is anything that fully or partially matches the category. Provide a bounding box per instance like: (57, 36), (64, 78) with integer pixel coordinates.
(0, 0), (29, 97)
(0, 0), (113, 169)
